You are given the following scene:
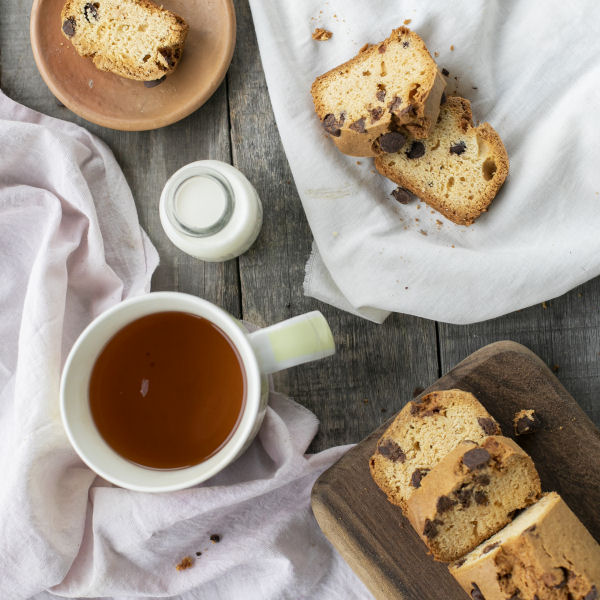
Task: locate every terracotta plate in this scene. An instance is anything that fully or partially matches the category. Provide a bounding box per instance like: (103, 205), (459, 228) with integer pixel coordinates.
(30, 0), (236, 130)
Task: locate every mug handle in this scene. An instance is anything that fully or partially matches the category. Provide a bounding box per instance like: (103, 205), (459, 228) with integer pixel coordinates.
(246, 311), (335, 374)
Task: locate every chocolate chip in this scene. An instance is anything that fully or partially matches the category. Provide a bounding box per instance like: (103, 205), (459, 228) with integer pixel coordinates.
(369, 107), (384, 122)
(349, 118), (366, 133)
(423, 519), (439, 540)
(402, 41), (409, 48)
(377, 131), (406, 153)
(450, 141), (467, 155)
(195, 551), (202, 556)
(462, 448), (490, 470)
(482, 542), (500, 554)
(378, 44), (386, 54)
(377, 439), (406, 463)
(474, 474), (490, 486)
(585, 586), (598, 600)
(210, 534), (221, 543)
(83, 2), (99, 22)
(410, 468), (430, 488)
(159, 48), (176, 68)
(406, 141), (425, 159)
(514, 411), (541, 436)
(474, 490), (488, 505)
(436, 495), (456, 513)
(388, 96), (403, 113)
(391, 187), (413, 204)
(508, 594), (522, 600)
(62, 17), (76, 37)
(455, 486), (472, 508)
(144, 76), (167, 88)
(322, 114), (342, 137)
(376, 89), (386, 102)
(442, 68), (450, 76)
(477, 417), (500, 436)
(440, 92), (447, 105)
(470, 583), (486, 600)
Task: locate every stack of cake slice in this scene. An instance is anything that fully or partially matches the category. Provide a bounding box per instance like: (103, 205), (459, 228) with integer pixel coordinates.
(369, 389), (600, 600)
(311, 27), (509, 225)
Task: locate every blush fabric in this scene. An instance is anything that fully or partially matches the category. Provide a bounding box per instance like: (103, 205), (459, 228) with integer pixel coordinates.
(0, 91), (370, 599)
(248, 0), (600, 324)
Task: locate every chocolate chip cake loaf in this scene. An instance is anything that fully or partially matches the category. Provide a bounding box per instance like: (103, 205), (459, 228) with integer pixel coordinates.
(60, 0), (188, 82)
(311, 27), (446, 157)
(406, 436), (541, 562)
(450, 492), (600, 600)
(375, 96), (509, 225)
(369, 390), (501, 512)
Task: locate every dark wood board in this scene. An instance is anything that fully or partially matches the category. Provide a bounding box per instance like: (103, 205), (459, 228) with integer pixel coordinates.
(311, 341), (600, 600)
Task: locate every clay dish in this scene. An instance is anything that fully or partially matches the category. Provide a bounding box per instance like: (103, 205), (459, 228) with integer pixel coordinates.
(30, 0), (235, 130)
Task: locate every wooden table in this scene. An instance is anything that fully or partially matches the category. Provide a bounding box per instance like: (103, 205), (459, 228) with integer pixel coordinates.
(2, 0), (598, 452)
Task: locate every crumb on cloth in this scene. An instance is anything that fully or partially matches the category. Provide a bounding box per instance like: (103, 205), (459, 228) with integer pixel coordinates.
(176, 556), (194, 571)
(312, 27), (332, 41)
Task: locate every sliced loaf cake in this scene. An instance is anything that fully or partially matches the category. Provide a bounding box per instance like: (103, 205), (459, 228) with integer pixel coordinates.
(375, 96), (509, 225)
(61, 0), (188, 81)
(450, 492), (600, 600)
(311, 27), (446, 157)
(406, 436), (541, 562)
(369, 389), (501, 512)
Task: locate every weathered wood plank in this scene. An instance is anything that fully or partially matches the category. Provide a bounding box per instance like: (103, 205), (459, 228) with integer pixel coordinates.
(0, 0), (240, 316)
(227, 0), (439, 451)
(438, 280), (600, 426)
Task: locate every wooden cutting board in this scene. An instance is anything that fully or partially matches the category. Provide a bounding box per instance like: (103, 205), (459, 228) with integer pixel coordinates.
(311, 341), (600, 600)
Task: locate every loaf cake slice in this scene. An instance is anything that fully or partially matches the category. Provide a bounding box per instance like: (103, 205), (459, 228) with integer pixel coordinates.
(369, 389), (501, 512)
(61, 0), (188, 81)
(375, 96), (509, 225)
(450, 492), (600, 600)
(406, 436), (541, 562)
(311, 27), (446, 157)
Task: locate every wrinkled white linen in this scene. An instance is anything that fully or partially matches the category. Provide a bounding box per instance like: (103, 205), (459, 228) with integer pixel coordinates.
(0, 91), (369, 599)
(248, 0), (600, 323)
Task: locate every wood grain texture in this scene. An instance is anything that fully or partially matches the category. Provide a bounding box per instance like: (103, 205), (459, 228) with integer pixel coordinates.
(226, 0), (439, 451)
(312, 341), (600, 600)
(438, 280), (600, 427)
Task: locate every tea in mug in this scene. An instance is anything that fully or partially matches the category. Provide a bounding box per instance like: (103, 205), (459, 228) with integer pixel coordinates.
(89, 311), (246, 469)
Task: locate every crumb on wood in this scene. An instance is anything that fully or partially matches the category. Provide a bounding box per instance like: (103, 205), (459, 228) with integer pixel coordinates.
(415, 218), (420, 222)
(450, 44), (455, 51)
(405, 286), (408, 290)
(434, 51), (439, 57)
(552, 364), (559, 372)
(419, 229), (427, 236)
(176, 556), (194, 571)
(416, 204), (421, 209)
(312, 27), (333, 41)
(381, 407), (387, 413)
(451, 244), (455, 248)
(542, 301), (548, 309)
(413, 386), (425, 398)
(363, 398), (369, 404)
(195, 551), (202, 557)
(472, 86), (478, 90)
(578, 293), (583, 297)
(356, 160), (362, 165)
(403, 19), (412, 25)
(210, 534), (221, 543)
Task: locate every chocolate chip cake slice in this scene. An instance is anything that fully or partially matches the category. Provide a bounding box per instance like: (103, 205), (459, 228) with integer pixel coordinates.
(375, 96), (509, 225)
(61, 0), (188, 82)
(369, 390), (501, 512)
(311, 27), (446, 157)
(450, 492), (600, 600)
(406, 436), (541, 562)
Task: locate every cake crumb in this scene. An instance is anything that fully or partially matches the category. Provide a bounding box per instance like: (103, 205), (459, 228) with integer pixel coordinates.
(312, 27), (332, 41)
(210, 534), (221, 544)
(542, 301), (548, 309)
(450, 44), (455, 51)
(363, 398), (369, 404)
(434, 51), (439, 57)
(403, 19), (412, 25)
(356, 160), (362, 165)
(419, 229), (427, 236)
(552, 364), (559, 372)
(176, 556), (194, 571)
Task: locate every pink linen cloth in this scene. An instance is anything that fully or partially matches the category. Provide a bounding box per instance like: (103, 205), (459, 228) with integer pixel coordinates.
(0, 91), (370, 599)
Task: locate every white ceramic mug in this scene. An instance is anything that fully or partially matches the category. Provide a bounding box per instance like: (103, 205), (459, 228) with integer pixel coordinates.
(60, 292), (335, 492)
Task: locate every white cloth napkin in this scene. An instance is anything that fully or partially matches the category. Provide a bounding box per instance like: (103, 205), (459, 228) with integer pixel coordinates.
(248, 0), (600, 324)
(0, 91), (370, 599)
